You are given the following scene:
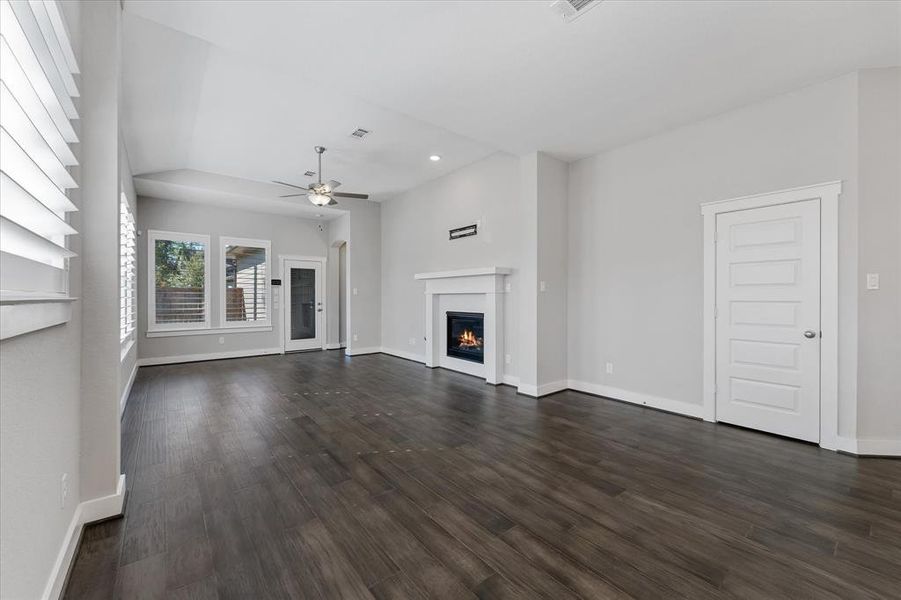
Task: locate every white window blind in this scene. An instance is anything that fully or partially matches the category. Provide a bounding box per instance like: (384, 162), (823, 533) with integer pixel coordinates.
(0, 0), (79, 339)
(222, 237), (270, 327)
(120, 193), (136, 341)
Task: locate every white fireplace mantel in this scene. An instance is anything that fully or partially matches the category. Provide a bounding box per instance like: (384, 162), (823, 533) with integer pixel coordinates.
(414, 267), (513, 280)
(415, 267), (512, 384)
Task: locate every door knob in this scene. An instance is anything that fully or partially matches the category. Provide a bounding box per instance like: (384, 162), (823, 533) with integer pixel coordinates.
(803, 330), (817, 339)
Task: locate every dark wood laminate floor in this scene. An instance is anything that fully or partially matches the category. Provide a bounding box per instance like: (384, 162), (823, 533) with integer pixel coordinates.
(64, 351), (901, 599)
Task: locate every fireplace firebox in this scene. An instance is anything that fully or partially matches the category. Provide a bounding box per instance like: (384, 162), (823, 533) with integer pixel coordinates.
(446, 311), (485, 364)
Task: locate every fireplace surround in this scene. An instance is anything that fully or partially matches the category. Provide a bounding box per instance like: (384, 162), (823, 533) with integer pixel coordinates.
(414, 267), (511, 384)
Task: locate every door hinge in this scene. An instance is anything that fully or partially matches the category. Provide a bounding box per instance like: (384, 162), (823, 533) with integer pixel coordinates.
(714, 306), (719, 319)
(713, 230), (718, 243)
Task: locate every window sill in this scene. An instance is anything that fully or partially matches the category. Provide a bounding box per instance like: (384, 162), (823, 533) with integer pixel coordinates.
(146, 325), (273, 338)
(0, 294), (78, 341)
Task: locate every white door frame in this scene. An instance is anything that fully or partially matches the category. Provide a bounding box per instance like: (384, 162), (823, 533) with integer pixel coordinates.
(701, 181), (842, 450)
(280, 254), (327, 352)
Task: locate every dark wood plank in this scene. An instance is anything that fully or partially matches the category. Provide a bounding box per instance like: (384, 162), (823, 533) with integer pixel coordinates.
(63, 352), (901, 600)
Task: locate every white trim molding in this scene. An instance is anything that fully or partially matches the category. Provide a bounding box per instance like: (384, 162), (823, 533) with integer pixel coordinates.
(517, 380), (568, 398)
(567, 380), (707, 418)
(700, 181), (843, 450)
(137, 347), (282, 367)
(120, 361), (138, 417)
(345, 346), (381, 356)
(145, 325), (273, 338)
(380, 346), (425, 363)
(43, 474), (126, 600)
(0, 295), (76, 340)
(855, 438), (901, 457)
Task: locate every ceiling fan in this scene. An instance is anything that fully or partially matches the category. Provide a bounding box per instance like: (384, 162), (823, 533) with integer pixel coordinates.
(274, 146), (369, 206)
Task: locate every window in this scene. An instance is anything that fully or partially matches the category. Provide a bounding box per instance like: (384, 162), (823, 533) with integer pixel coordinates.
(0, 0), (80, 339)
(119, 193), (136, 341)
(222, 237), (270, 327)
(147, 230), (210, 331)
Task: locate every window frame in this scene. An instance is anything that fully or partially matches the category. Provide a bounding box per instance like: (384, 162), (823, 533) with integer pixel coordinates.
(119, 192), (137, 344)
(220, 236), (272, 329)
(147, 229), (211, 333)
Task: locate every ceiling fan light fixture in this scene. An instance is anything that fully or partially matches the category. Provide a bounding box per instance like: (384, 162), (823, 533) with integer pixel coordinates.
(308, 193), (331, 207)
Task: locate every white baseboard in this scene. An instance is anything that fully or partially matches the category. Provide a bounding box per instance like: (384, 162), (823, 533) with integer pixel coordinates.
(515, 381), (567, 397)
(137, 347), (283, 367)
(538, 380), (568, 397)
(517, 383), (538, 397)
(502, 374), (519, 387)
(43, 474), (126, 600)
(345, 346), (381, 356)
(325, 342), (342, 350)
(567, 379), (706, 419)
(855, 438), (901, 457)
(831, 435), (859, 454)
(380, 346), (425, 363)
(119, 362), (138, 417)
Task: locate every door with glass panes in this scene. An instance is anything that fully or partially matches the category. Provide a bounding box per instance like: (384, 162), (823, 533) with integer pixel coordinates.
(283, 259), (323, 351)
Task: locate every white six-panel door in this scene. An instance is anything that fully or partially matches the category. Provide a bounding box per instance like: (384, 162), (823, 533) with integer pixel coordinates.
(715, 199), (821, 442)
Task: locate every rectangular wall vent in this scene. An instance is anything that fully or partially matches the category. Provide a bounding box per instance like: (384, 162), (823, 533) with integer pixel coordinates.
(350, 128), (370, 139)
(304, 171), (316, 177)
(550, 0), (602, 22)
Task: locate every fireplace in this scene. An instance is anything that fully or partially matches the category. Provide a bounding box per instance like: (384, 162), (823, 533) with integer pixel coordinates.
(446, 311), (484, 364)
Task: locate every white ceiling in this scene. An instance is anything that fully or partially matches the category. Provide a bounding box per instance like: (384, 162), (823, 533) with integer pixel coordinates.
(122, 0), (900, 209)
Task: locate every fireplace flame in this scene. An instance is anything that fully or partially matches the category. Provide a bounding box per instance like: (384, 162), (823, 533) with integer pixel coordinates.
(457, 329), (482, 348)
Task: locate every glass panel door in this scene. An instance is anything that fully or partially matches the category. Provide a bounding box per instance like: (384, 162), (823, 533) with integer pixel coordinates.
(283, 259), (323, 352)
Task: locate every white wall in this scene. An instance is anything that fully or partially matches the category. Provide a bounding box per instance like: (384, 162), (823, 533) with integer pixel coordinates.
(567, 73), (861, 434)
(79, 0), (123, 508)
(345, 199), (382, 353)
(137, 197), (328, 361)
(380, 153), (523, 377)
(856, 67), (901, 444)
(536, 153), (569, 389)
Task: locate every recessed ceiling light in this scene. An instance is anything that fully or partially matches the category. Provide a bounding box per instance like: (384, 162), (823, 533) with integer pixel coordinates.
(429, 155), (441, 162)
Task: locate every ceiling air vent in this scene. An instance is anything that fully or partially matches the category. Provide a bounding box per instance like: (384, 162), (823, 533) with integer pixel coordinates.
(550, 0), (602, 22)
(350, 128), (370, 139)
(304, 170), (316, 177)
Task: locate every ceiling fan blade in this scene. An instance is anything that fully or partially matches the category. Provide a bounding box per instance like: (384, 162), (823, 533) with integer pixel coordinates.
(333, 192), (369, 199)
(273, 180), (310, 191)
(328, 198), (338, 206)
(280, 193), (306, 198)
(326, 179), (342, 190)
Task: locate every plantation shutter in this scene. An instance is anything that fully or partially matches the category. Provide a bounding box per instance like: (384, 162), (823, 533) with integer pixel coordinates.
(0, 0), (80, 338)
(120, 194), (136, 340)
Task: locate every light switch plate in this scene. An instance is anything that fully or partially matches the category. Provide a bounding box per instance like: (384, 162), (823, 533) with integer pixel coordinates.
(866, 273), (880, 290)
(352, 288), (359, 296)
(539, 281), (547, 292)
